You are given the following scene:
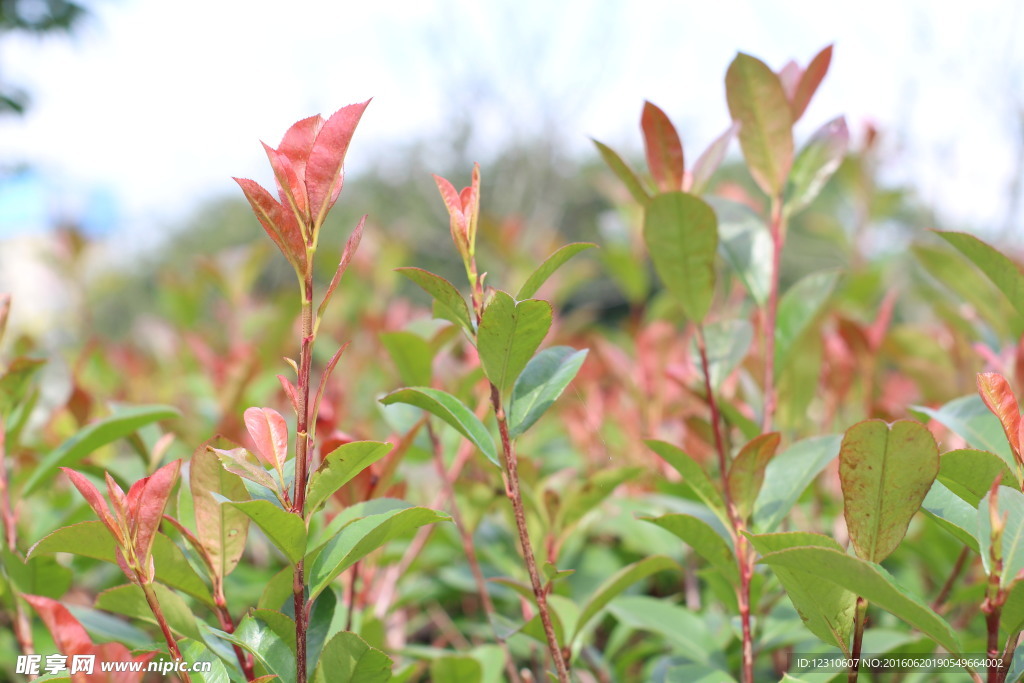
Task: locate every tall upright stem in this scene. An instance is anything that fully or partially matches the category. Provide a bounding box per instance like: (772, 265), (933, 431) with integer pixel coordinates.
(293, 274), (315, 683)
(141, 581), (191, 683)
(762, 196), (785, 432)
(489, 383), (570, 683)
(848, 596), (868, 683)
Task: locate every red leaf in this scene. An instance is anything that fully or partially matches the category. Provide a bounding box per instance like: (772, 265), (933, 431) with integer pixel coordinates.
(434, 173), (469, 254)
(306, 99), (371, 230)
(278, 374), (300, 415)
(244, 407), (290, 472)
(777, 60), (803, 101)
(690, 122), (738, 194)
(22, 594), (94, 655)
(234, 177), (307, 272)
(62, 468), (123, 545)
(318, 216), (366, 321)
(791, 45), (833, 122)
(125, 460), (181, 564)
(105, 472), (129, 538)
(263, 142), (309, 223)
(641, 101), (685, 192)
(277, 114), (325, 180)
(94, 642), (155, 683)
(978, 372), (1023, 466)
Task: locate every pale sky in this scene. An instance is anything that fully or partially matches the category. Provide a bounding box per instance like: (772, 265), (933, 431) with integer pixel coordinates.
(1, 0), (1023, 246)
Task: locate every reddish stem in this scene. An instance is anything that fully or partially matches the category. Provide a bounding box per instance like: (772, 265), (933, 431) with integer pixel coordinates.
(141, 580), (191, 683)
(762, 196), (784, 433)
(292, 273), (315, 683)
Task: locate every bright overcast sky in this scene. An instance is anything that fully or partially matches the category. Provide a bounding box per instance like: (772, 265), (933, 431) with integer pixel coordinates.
(1, 0), (1023, 244)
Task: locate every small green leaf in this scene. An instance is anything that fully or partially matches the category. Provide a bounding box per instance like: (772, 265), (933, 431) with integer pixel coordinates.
(1002, 580), (1024, 633)
(760, 546), (959, 653)
(572, 555), (677, 645)
(935, 230), (1024, 320)
(308, 506), (449, 600)
(22, 404), (180, 495)
(592, 139), (650, 204)
(430, 656), (482, 683)
(305, 441), (392, 513)
(775, 271), (838, 370)
(608, 596), (715, 663)
(477, 291), (552, 393)
(516, 243), (597, 300)
(754, 435), (841, 532)
(217, 613), (296, 683)
(646, 440), (727, 524)
(921, 480), (980, 552)
(228, 500), (306, 565)
(784, 116), (849, 214)
(379, 331), (434, 387)
(748, 532), (855, 653)
(727, 432), (781, 520)
(380, 387), (498, 467)
(938, 448), (1018, 506)
(643, 191), (718, 322)
(396, 267), (474, 335)
(691, 320), (752, 390)
(179, 639), (231, 683)
(979, 486), (1024, 586)
(0, 550), (71, 599)
(713, 198), (771, 305)
(642, 515), (736, 582)
(911, 395), (1016, 469)
(313, 631), (393, 683)
(508, 347), (588, 438)
(95, 583), (201, 641)
(726, 53), (794, 196)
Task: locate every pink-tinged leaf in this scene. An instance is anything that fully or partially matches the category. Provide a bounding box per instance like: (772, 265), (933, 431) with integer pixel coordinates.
(105, 473), (129, 539)
(306, 99), (371, 230)
(125, 460), (181, 564)
(727, 432), (782, 519)
(263, 142), (309, 225)
(212, 447), (282, 497)
(311, 343), (351, 461)
(278, 374), (300, 415)
(244, 407), (289, 473)
(435, 173), (470, 256)
(791, 45), (833, 122)
(317, 216), (366, 322)
(277, 114), (325, 181)
(190, 439), (250, 579)
(114, 546), (139, 584)
(234, 177), (307, 272)
(866, 291), (897, 352)
(22, 594), (93, 655)
(641, 101), (685, 192)
(777, 60), (803, 101)
(690, 123), (738, 194)
(978, 373), (1024, 467)
(93, 642), (155, 683)
(62, 468), (123, 545)
(726, 53), (794, 196)
(466, 163), (481, 248)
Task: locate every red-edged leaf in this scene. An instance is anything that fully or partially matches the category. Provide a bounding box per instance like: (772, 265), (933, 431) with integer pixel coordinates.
(22, 594), (94, 655)
(690, 123), (738, 194)
(105, 472), (129, 538)
(306, 99), (371, 229)
(318, 216), (366, 321)
(234, 177), (306, 272)
(277, 114), (324, 182)
(191, 438), (250, 579)
(62, 468), (122, 545)
(641, 101), (685, 192)
(125, 460), (181, 563)
(263, 142), (309, 225)
(213, 447), (281, 494)
(728, 432), (782, 518)
(435, 173), (470, 256)
(244, 407), (290, 472)
(791, 45), (833, 122)
(277, 375), (299, 416)
(978, 373), (1023, 466)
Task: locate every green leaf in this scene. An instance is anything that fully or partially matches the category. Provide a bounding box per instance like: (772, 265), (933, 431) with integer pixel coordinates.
(728, 432), (781, 520)
(306, 441), (392, 513)
(95, 583), (201, 641)
(179, 639), (232, 683)
(713, 198), (770, 305)
(22, 404), (180, 495)
(557, 466), (641, 533)
(748, 532), (855, 653)
(645, 440), (727, 523)
(726, 53), (794, 196)
(308, 506), (449, 599)
(1002, 580), (1024, 633)
(0, 357), (45, 416)
(28, 522), (213, 605)
(759, 546), (959, 653)
(429, 656), (482, 683)
(218, 613), (296, 683)
(379, 331), (434, 387)
(516, 242), (597, 299)
(380, 387), (498, 467)
(775, 271), (838, 370)
(938, 448), (1018, 506)
(784, 116), (849, 214)
(307, 589), (341, 674)
(572, 555), (677, 645)
(691, 320), (752, 390)
(508, 346), (588, 438)
(921, 480), (981, 552)
(643, 191), (718, 322)
(754, 435), (842, 532)
(0, 550), (72, 599)
(190, 441), (250, 579)
(607, 596), (715, 663)
(65, 605), (156, 650)
(911, 395), (1016, 469)
(313, 631), (393, 683)
(979, 486), (1024, 586)
(396, 267), (474, 335)
(643, 515), (736, 582)
(935, 231), (1024, 320)
(592, 139), (650, 204)
(228, 500), (306, 565)
(477, 290), (552, 393)
(839, 419), (938, 563)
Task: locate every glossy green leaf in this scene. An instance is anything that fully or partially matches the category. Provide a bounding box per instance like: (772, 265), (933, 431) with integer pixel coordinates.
(775, 271), (838, 370)
(396, 267), (473, 335)
(508, 346), (588, 438)
(608, 596), (715, 663)
(643, 515), (736, 583)
(592, 139), (650, 204)
(179, 639), (231, 683)
(921, 480), (981, 552)
(95, 583), (201, 641)
(748, 532), (855, 653)
(728, 432), (781, 520)
(22, 404), (180, 495)
(308, 506), (449, 599)
(191, 441), (250, 579)
(936, 230), (1024, 320)
(572, 554), (677, 645)
(477, 290), (552, 393)
(380, 387), (498, 467)
(429, 656), (482, 683)
(228, 500), (306, 564)
(313, 631), (393, 683)
(643, 191), (718, 322)
(379, 331), (434, 387)
(29, 522), (213, 605)
(759, 546), (959, 653)
(1001, 580), (1024, 633)
(305, 441), (392, 513)
(217, 613), (296, 683)
(840, 419), (939, 562)
(726, 53), (794, 196)
(516, 242), (597, 300)
(754, 435), (841, 531)
(979, 486), (1024, 586)
(785, 116), (848, 214)
(691, 320), (752, 390)
(938, 448), (1018, 506)
(306, 589), (340, 674)
(65, 604), (155, 650)
(713, 198), (771, 305)
(0, 550), (71, 599)
(911, 395), (1016, 469)
(645, 440), (727, 523)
